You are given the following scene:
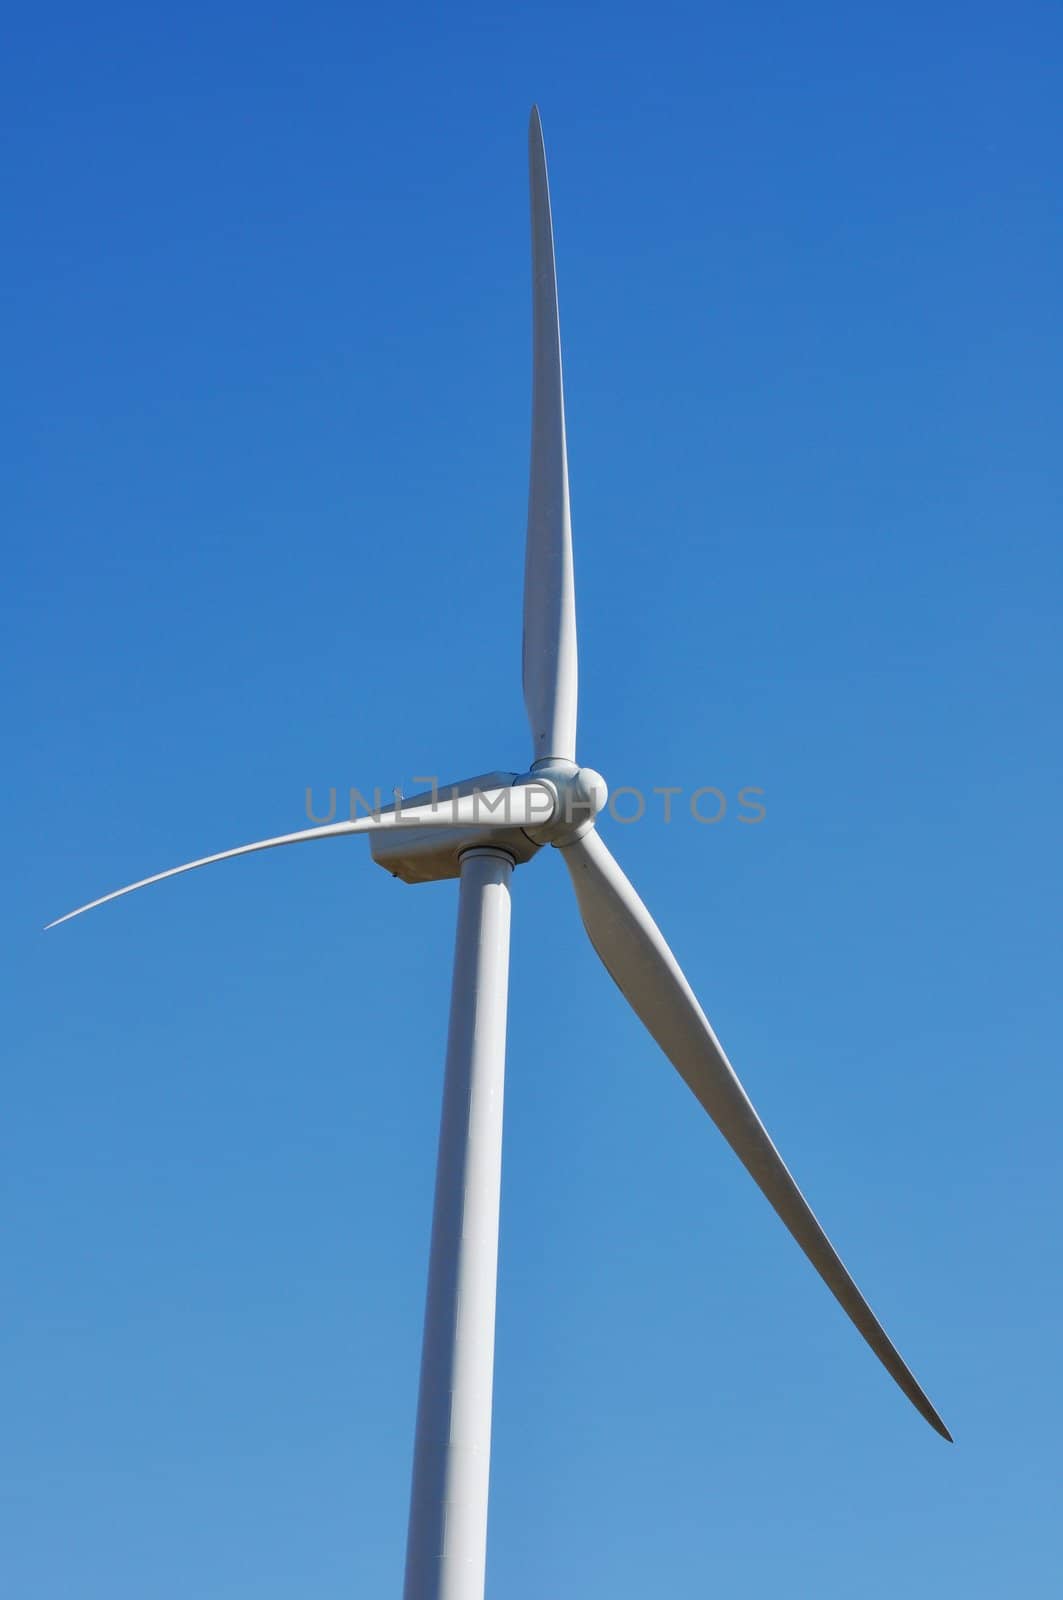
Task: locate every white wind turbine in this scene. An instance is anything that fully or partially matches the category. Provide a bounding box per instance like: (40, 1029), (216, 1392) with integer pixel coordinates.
(48, 106), (950, 1600)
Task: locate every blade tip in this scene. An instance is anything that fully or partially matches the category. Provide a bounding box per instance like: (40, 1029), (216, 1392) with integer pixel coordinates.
(919, 1400), (953, 1442)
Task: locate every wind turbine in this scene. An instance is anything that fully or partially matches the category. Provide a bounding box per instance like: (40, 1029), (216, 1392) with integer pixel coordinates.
(48, 106), (951, 1600)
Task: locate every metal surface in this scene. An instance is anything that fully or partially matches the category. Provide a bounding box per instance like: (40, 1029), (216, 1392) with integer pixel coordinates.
(403, 849), (514, 1600)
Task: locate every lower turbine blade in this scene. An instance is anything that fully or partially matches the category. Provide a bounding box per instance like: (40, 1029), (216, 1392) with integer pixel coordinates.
(557, 827), (951, 1441)
(46, 781), (556, 928)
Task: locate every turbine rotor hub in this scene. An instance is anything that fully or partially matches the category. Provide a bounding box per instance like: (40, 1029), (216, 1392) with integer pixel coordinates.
(523, 760), (608, 844)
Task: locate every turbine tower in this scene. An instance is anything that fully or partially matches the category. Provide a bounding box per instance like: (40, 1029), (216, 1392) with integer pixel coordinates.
(48, 106), (950, 1600)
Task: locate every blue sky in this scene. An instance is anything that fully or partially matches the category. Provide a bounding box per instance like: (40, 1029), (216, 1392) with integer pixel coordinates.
(5, 2), (1061, 1594)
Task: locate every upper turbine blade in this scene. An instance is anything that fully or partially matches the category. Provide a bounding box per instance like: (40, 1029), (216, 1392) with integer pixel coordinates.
(557, 827), (951, 1441)
(523, 106), (578, 765)
(46, 782), (555, 928)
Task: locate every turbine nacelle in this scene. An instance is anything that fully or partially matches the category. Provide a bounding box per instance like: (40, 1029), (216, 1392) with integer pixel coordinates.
(368, 763), (608, 881)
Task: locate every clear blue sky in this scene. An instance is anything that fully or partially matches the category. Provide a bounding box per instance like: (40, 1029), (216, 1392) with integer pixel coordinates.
(5, 3), (1061, 1595)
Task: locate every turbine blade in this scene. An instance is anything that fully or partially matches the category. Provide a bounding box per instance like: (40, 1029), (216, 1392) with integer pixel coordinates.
(557, 827), (952, 1441)
(44, 821), (364, 928)
(46, 782), (555, 928)
(523, 105), (578, 765)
